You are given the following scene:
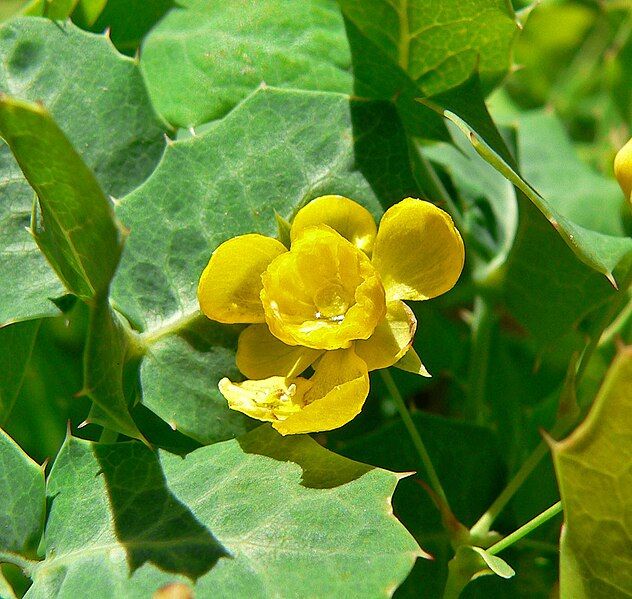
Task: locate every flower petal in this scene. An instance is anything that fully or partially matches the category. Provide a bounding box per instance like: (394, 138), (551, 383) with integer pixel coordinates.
(273, 348), (369, 435)
(291, 195), (377, 253)
(219, 376), (313, 422)
(261, 226), (385, 350)
(372, 198), (465, 301)
(394, 347), (431, 377)
(198, 234), (286, 323)
(237, 324), (322, 379)
(354, 301), (416, 371)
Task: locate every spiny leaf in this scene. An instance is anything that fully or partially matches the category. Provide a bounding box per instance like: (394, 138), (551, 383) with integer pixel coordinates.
(30, 426), (421, 597)
(0, 95), (124, 300)
(551, 347), (632, 598)
(0, 427), (45, 557)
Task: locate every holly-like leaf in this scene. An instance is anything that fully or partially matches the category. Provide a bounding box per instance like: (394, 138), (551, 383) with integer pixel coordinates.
(0, 96), (124, 301)
(0, 18), (165, 199)
(551, 347), (632, 598)
(0, 17), (166, 324)
(0, 427), (45, 557)
(28, 426), (421, 597)
(140, 0), (352, 128)
(338, 0), (518, 139)
(112, 88), (419, 442)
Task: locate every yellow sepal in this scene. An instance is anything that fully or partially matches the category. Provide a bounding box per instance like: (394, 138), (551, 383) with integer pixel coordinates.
(354, 301), (417, 371)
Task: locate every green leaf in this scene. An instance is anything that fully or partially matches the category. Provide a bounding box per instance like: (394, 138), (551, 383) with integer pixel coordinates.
(0, 143), (64, 325)
(340, 0), (517, 96)
(112, 88), (419, 442)
(0, 96), (124, 300)
(0, 18), (165, 198)
(471, 547), (515, 579)
(551, 347), (632, 598)
(432, 102), (632, 282)
(23, 0), (79, 19)
(339, 0), (518, 139)
(335, 412), (505, 598)
(0, 427), (45, 556)
(30, 426), (421, 597)
(139, 316), (251, 444)
(140, 0), (352, 128)
(0, 320), (40, 424)
(83, 298), (144, 442)
(0, 17), (166, 323)
(71, 0), (107, 26)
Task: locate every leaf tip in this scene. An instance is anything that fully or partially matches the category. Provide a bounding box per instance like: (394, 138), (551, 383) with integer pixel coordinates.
(605, 271), (618, 290)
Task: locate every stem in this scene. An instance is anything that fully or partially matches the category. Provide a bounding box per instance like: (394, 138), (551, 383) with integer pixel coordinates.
(380, 369), (450, 509)
(465, 296), (495, 424)
(471, 266), (632, 537)
(470, 416), (568, 539)
(0, 551), (39, 576)
(487, 502), (562, 556)
(99, 427), (118, 443)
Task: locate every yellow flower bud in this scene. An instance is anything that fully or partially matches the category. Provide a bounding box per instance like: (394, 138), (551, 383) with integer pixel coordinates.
(614, 137), (632, 204)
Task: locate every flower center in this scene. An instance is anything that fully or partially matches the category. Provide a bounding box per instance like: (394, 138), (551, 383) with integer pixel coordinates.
(314, 283), (351, 321)
(260, 225), (386, 350)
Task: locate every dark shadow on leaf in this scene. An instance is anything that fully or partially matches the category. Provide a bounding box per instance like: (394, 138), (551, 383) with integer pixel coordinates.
(349, 99), (421, 211)
(237, 425), (373, 490)
(93, 442), (228, 580)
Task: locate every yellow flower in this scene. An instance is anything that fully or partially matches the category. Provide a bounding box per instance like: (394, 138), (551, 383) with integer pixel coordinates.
(614, 137), (632, 206)
(198, 195), (465, 435)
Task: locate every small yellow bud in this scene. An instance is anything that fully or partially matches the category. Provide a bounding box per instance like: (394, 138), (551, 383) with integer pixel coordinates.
(614, 137), (632, 203)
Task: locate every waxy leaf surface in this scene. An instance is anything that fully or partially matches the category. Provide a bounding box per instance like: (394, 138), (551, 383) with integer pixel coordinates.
(28, 426), (420, 598)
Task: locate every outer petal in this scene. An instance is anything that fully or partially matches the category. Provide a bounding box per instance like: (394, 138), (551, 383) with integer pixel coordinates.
(219, 376), (313, 422)
(198, 234), (286, 323)
(354, 301), (416, 371)
(372, 198), (465, 301)
(274, 348), (369, 435)
(291, 195), (377, 253)
(237, 324), (322, 379)
(394, 347), (431, 377)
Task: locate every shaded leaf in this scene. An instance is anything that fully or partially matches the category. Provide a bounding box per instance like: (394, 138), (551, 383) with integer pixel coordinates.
(0, 320), (40, 423)
(339, 0), (518, 139)
(84, 298), (144, 441)
(551, 347), (632, 598)
(335, 412), (505, 598)
(141, 0), (352, 127)
(29, 426), (420, 597)
(0, 427), (45, 556)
